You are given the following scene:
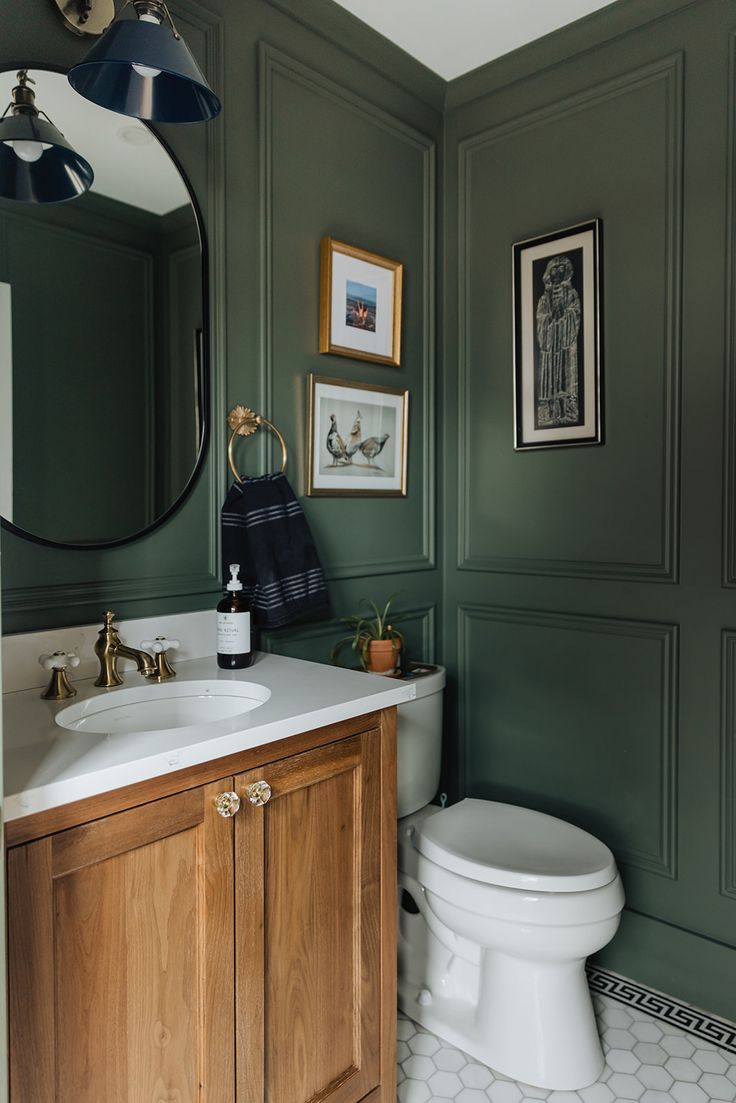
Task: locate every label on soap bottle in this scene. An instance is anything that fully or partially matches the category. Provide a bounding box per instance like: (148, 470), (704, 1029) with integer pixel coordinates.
(217, 611), (251, 655)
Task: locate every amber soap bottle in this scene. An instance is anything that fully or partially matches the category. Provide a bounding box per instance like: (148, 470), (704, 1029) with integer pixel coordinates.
(217, 563), (254, 669)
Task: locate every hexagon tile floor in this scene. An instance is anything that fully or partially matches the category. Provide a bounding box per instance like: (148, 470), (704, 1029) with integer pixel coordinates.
(396, 989), (736, 1103)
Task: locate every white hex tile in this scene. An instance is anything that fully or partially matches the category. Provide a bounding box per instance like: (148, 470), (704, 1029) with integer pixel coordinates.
(519, 1085), (552, 1100)
(606, 1030), (638, 1051)
(459, 1064), (493, 1090)
(404, 1056), (435, 1081)
(633, 1044), (668, 1067)
(671, 1084), (709, 1103)
(607, 1072), (645, 1099)
(698, 1074), (736, 1101)
(632, 1024), (664, 1044)
(433, 1049), (467, 1073)
(580, 1084), (614, 1103)
(662, 1037), (696, 1059)
(429, 1072), (464, 1097)
(664, 1059), (702, 1083)
(641, 1091), (676, 1103)
(398, 1018), (417, 1042)
(487, 1081), (523, 1103)
(603, 1007), (635, 1029)
(410, 1033), (442, 1057)
(395, 1010), (736, 1103)
(456, 1090), (489, 1103)
(398, 1079), (431, 1103)
(693, 1051), (729, 1075)
(638, 1066), (674, 1091)
(608, 1050), (642, 1074)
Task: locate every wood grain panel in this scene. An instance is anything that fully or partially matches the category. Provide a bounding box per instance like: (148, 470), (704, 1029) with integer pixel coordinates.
(236, 731), (381, 1103)
(266, 771), (358, 1102)
(55, 856), (128, 1101)
(8, 781), (234, 1103)
(7, 840), (56, 1102)
(52, 788), (202, 877)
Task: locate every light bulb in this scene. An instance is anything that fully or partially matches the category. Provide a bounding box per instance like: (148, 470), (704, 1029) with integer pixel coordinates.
(132, 11), (162, 78)
(4, 139), (51, 163)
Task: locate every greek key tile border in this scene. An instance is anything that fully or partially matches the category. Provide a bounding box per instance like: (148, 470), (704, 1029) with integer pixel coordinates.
(587, 966), (736, 1055)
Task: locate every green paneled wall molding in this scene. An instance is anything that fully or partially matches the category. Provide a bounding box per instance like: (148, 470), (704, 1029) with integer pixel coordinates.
(4, 0), (736, 1027)
(442, 0), (736, 1020)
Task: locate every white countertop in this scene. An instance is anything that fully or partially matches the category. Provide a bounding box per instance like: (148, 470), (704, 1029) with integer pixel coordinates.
(3, 652), (416, 822)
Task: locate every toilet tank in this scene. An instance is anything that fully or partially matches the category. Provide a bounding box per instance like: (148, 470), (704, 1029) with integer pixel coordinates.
(397, 665), (446, 818)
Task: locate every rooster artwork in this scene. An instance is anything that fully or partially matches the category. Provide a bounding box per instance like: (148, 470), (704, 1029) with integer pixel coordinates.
(325, 410), (390, 473)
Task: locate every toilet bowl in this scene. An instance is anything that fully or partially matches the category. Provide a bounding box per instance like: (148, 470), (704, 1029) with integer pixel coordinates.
(396, 667), (625, 1090)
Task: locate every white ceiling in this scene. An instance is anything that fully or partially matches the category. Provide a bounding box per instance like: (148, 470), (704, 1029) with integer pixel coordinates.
(0, 69), (189, 216)
(331, 0), (620, 81)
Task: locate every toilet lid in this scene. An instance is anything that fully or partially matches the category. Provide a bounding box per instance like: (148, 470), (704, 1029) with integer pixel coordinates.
(416, 799), (617, 892)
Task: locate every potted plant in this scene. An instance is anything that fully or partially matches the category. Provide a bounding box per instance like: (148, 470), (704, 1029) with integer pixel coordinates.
(331, 594), (405, 675)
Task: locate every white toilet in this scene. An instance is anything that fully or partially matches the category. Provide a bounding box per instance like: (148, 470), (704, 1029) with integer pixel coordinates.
(396, 665), (625, 1091)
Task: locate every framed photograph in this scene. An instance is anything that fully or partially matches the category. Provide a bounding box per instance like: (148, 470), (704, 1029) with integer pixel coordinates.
(307, 374), (408, 497)
(319, 237), (403, 366)
(512, 219), (603, 450)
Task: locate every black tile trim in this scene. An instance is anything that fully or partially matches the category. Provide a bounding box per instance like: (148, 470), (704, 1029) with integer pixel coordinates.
(587, 966), (736, 1056)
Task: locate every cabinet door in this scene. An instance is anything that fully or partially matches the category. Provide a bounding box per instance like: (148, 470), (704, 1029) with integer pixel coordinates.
(235, 731), (382, 1103)
(7, 780), (235, 1103)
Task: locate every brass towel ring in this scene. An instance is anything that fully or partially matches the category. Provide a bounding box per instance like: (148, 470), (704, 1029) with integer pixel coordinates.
(227, 405), (288, 483)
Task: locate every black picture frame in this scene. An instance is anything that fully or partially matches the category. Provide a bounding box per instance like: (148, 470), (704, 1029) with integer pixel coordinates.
(512, 219), (603, 450)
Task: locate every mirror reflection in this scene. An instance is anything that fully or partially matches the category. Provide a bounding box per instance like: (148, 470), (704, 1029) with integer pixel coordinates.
(0, 68), (205, 547)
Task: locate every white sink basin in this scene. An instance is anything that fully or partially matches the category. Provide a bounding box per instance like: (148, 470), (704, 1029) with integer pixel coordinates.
(55, 680), (271, 736)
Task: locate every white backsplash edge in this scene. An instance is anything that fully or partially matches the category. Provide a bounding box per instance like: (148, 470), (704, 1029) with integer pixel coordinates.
(2, 610), (216, 694)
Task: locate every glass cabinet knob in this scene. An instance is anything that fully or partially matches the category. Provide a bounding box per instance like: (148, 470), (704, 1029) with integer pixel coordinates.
(214, 791), (241, 818)
(245, 780), (272, 806)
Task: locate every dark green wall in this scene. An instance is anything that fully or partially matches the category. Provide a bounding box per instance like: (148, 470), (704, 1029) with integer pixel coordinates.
(5, 0), (734, 1024)
(443, 0), (736, 1018)
(0, 0), (443, 668)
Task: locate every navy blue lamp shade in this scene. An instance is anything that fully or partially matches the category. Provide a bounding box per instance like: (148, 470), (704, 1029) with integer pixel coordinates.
(68, 13), (221, 123)
(0, 84), (93, 204)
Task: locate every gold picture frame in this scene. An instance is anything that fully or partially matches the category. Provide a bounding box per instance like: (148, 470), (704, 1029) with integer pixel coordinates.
(307, 374), (408, 497)
(319, 237), (403, 366)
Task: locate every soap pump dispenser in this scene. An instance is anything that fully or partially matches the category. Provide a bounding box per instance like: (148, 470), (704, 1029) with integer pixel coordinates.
(217, 563), (253, 669)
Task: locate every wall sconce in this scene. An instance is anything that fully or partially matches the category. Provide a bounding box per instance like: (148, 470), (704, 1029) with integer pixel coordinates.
(67, 0), (222, 123)
(51, 0), (115, 37)
(0, 70), (94, 203)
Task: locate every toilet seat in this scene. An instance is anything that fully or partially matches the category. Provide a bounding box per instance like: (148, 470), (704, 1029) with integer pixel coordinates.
(416, 798), (617, 892)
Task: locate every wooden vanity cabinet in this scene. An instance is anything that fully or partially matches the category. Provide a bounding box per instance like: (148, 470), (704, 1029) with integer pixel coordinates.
(6, 713), (396, 1103)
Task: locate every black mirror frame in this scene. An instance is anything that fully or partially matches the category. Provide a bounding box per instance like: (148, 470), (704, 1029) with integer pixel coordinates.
(0, 61), (211, 552)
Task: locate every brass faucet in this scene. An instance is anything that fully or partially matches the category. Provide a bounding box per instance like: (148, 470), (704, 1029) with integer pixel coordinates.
(94, 611), (156, 687)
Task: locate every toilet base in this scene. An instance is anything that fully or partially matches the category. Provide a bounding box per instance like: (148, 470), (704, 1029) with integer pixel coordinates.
(398, 882), (607, 1090)
(398, 956), (604, 1091)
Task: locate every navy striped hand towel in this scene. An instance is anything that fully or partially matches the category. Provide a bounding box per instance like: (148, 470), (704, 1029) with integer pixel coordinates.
(221, 472), (330, 629)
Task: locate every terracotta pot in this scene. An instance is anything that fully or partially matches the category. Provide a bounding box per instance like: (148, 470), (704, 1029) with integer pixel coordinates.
(364, 638), (401, 675)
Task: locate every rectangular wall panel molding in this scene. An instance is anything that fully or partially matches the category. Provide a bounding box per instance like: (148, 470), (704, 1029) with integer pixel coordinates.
(457, 604), (679, 880)
(259, 44), (437, 581)
(262, 603), (437, 666)
(720, 630), (736, 900)
(722, 33), (736, 589)
(456, 54), (683, 582)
